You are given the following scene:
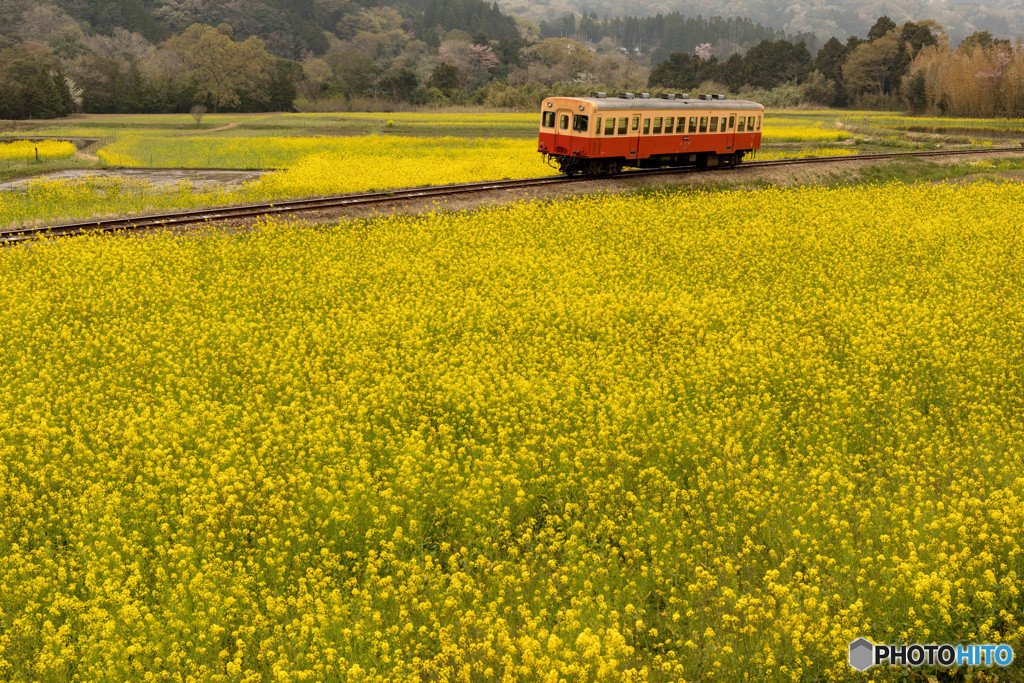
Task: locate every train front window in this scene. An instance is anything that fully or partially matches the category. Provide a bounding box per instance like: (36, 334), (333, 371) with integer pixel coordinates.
(728, 115), (735, 129)
(699, 116), (708, 133)
(652, 117), (662, 134)
(688, 117), (697, 134)
(665, 117), (674, 133)
(709, 117), (718, 133)
(573, 114), (589, 132)
(632, 116), (639, 130)
(738, 117), (746, 132)
(559, 114), (569, 130)
(618, 118), (628, 135)
(642, 119), (650, 134)
(606, 118), (616, 135)
(542, 111), (555, 128)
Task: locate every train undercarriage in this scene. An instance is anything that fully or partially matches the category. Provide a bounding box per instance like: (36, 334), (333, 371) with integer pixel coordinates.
(547, 151), (746, 177)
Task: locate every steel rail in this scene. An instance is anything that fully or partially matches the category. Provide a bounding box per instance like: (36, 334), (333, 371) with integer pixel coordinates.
(4, 146), (1023, 245)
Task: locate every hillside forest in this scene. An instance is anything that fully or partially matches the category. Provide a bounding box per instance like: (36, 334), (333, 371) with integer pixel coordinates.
(1, 0), (1023, 119)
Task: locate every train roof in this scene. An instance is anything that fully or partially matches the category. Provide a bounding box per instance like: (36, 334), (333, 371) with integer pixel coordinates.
(547, 95), (764, 112)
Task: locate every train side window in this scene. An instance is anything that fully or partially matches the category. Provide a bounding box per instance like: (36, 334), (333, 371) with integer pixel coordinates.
(652, 117), (662, 134)
(747, 116), (755, 130)
(542, 111), (555, 128)
(595, 117), (602, 135)
(606, 118), (616, 135)
(688, 117), (697, 133)
(559, 114), (569, 130)
(738, 117), (746, 132)
(728, 115), (735, 129)
(709, 117), (718, 133)
(665, 117), (674, 133)
(632, 116), (639, 131)
(757, 116), (762, 130)
(618, 118), (628, 135)
(643, 118), (650, 134)
(699, 116), (708, 133)
(573, 114), (589, 132)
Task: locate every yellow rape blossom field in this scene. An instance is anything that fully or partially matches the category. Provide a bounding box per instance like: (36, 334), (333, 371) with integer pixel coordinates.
(0, 130), (855, 230)
(2, 180), (1024, 680)
(0, 136), (558, 229)
(0, 110), (961, 229)
(94, 134), (553, 171)
(0, 140), (76, 163)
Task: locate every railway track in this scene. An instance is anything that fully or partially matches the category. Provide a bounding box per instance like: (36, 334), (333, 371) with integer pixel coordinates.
(4, 146), (1023, 245)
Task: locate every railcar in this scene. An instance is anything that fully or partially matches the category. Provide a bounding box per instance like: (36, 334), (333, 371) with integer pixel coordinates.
(538, 92), (764, 176)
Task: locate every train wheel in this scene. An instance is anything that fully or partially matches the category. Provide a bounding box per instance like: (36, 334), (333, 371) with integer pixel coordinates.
(556, 157), (578, 176)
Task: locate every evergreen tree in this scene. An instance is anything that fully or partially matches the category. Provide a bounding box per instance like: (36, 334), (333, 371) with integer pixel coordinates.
(0, 48), (74, 119)
(867, 15), (897, 40)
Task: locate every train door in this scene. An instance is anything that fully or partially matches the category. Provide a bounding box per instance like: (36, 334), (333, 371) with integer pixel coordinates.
(554, 109), (573, 155)
(627, 114), (640, 161)
(636, 116), (651, 159)
(681, 115), (696, 153)
(724, 113), (737, 153)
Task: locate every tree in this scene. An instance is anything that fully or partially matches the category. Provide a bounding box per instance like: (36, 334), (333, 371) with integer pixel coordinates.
(904, 71), (926, 112)
(649, 52), (701, 89)
(65, 53), (136, 112)
(82, 27), (154, 61)
(721, 52), (745, 91)
(326, 49), (380, 99)
(427, 62), (461, 93)
(379, 67), (419, 101)
(258, 58), (302, 111)
(532, 38), (594, 74)
(843, 33), (901, 96)
(15, 5), (84, 46)
(743, 40), (811, 88)
(165, 23), (275, 111)
(959, 31), (1010, 52)
(135, 47), (193, 112)
(0, 47), (74, 119)
(814, 37), (848, 82)
(899, 21), (939, 56)
(298, 56), (332, 100)
(867, 16), (897, 41)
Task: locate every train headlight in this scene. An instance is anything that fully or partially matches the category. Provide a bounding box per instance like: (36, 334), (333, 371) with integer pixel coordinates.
(579, 105), (584, 110)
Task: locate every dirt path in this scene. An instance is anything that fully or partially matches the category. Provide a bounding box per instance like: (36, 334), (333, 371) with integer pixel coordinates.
(0, 168), (266, 192)
(180, 122), (239, 135)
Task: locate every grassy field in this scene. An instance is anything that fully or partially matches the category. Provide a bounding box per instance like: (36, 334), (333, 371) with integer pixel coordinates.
(2, 180), (1024, 680)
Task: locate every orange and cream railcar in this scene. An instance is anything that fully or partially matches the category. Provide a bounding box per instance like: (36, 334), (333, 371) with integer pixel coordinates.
(538, 92), (764, 176)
